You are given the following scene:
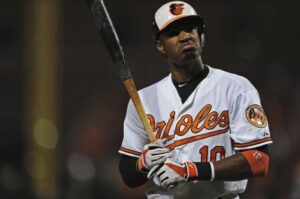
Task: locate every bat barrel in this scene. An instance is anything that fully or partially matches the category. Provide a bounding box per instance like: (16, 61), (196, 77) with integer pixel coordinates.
(87, 0), (156, 142)
(87, 0), (131, 80)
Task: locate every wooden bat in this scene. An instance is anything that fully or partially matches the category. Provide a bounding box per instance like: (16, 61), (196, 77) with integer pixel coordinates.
(86, 0), (156, 142)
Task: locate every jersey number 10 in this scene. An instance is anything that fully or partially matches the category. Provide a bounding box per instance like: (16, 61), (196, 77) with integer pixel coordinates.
(199, 146), (225, 162)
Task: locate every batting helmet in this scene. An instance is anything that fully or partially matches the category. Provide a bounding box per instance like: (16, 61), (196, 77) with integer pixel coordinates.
(152, 1), (207, 45)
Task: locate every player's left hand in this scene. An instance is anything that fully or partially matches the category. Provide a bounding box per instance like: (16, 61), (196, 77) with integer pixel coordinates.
(149, 159), (198, 190)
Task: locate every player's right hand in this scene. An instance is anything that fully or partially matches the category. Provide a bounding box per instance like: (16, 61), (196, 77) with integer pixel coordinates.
(137, 139), (172, 172)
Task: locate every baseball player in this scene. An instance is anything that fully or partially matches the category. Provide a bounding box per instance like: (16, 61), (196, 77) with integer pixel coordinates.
(118, 1), (272, 199)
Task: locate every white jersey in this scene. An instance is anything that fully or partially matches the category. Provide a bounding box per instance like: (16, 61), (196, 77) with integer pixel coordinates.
(119, 66), (272, 199)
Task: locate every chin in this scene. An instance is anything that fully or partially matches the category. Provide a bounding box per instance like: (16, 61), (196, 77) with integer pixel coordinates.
(182, 51), (199, 62)
(171, 51), (201, 66)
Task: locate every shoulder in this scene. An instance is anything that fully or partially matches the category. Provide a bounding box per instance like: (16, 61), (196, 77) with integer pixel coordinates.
(126, 75), (171, 107)
(208, 66), (256, 92)
(138, 75), (170, 97)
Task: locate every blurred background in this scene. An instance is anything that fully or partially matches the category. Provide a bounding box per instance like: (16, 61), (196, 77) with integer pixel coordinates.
(1, 0), (299, 198)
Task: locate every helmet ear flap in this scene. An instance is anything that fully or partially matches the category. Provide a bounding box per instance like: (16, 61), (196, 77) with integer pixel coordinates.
(199, 24), (207, 48)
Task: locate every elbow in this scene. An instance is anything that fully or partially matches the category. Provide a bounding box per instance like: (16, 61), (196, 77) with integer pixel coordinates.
(256, 155), (269, 177)
(261, 154), (270, 177)
(257, 152), (270, 177)
(121, 175), (145, 188)
(118, 156), (147, 188)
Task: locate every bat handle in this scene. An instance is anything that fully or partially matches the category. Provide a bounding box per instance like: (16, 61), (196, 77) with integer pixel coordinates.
(123, 78), (156, 143)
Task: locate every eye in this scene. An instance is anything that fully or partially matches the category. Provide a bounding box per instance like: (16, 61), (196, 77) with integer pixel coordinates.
(161, 26), (198, 38)
(162, 28), (180, 37)
(185, 26), (197, 33)
(167, 29), (180, 37)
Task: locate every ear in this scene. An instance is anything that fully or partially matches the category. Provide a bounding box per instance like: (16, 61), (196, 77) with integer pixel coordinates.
(156, 40), (166, 55)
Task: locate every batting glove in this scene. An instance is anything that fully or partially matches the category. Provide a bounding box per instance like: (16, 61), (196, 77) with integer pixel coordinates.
(137, 139), (172, 173)
(148, 159), (198, 190)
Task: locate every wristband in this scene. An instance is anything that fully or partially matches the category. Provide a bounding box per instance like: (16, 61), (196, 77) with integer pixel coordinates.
(190, 162), (212, 181)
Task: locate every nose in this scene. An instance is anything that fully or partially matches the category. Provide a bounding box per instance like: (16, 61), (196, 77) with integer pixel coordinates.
(179, 30), (191, 42)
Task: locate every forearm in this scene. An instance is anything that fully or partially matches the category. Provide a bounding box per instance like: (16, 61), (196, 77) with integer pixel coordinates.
(190, 153), (251, 181)
(213, 153), (252, 180)
(193, 146), (270, 181)
(147, 146), (270, 189)
(119, 155), (148, 188)
(120, 146), (270, 189)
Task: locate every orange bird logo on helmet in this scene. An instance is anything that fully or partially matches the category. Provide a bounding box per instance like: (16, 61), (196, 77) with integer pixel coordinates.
(170, 3), (184, 15)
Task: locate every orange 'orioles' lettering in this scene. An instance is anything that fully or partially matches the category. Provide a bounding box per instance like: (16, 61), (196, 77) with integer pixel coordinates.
(147, 114), (166, 139)
(147, 104), (229, 139)
(175, 114), (193, 136)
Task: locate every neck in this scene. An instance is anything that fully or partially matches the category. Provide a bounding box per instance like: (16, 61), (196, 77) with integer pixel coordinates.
(169, 56), (204, 83)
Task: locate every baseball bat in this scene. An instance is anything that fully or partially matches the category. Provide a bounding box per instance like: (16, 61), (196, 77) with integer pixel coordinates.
(86, 0), (156, 142)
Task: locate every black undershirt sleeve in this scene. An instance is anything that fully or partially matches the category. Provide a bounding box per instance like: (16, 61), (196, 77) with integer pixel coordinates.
(119, 154), (148, 188)
(241, 145), (269, 155)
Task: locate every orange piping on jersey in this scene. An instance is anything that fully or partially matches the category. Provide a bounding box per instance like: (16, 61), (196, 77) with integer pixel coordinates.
(119, 147), (142, 156)
(167, 127), (229, 150)
(234, 137), (272, 148)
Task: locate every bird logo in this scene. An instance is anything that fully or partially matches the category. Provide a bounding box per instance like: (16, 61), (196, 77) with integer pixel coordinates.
(170, 3), (185, 15)
(246, 104), (268, 128)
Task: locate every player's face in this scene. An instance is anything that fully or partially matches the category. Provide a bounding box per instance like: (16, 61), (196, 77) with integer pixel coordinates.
(156, 22), (202, 65)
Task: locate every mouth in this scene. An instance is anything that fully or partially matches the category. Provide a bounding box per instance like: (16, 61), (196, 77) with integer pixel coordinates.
(180, 42), (197, 52)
